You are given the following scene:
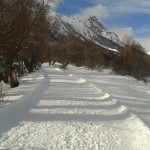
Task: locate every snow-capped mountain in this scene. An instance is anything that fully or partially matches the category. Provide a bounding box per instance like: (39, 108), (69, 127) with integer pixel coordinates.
(49, 11), (122, 51)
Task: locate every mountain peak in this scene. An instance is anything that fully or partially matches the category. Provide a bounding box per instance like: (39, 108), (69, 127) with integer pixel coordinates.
(86, 16), (107, 31)
(49, 12), (122, 49)
(88, 16), (98, 22)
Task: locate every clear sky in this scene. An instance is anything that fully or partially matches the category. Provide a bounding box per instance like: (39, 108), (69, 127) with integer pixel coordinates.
(55, 0), (150, 52)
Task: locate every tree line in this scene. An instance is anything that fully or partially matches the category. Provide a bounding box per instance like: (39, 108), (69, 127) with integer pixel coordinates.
(0, 0), (54, 87)
(47, 34), (119, 69)
(47, 34), (150, 81)
(113, 40), (150, 81)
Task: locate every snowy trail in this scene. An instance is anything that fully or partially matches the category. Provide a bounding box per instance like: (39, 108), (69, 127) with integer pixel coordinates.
(0, 64), (150, 149)
(68, 66), (150, 126)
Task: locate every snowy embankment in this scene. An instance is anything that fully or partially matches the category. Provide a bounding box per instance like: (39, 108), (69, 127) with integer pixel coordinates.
(0, 63), (150, 149)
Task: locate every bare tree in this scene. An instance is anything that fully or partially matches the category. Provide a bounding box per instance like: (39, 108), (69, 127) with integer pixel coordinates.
(0, 0), (55, 87)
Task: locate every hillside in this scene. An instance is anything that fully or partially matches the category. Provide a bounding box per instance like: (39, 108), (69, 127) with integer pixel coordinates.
(48, 10), (122, 52)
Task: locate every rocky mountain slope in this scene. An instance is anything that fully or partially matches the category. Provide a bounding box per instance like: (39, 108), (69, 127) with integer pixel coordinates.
(48, 11), (123, 51)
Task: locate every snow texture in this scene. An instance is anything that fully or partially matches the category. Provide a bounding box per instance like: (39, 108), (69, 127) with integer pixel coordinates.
(0, 63), (150, 149)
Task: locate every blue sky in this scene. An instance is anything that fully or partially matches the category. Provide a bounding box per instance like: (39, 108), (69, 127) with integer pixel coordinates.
(56, 0), (150, 52)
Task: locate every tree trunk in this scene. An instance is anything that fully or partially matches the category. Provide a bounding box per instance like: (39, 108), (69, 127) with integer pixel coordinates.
(10, 67), (19, 88)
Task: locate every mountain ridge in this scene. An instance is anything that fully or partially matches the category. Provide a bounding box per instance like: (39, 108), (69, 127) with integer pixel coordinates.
(49, 11), (123, 52)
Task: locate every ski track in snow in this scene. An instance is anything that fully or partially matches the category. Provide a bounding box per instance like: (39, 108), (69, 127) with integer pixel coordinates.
(0, 64), (150, 149)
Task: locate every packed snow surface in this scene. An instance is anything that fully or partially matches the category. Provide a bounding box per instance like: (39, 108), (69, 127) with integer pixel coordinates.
(0, 63), (150, 149)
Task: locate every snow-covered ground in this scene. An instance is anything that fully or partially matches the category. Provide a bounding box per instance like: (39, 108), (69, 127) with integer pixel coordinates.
(0, 63), (150, 149)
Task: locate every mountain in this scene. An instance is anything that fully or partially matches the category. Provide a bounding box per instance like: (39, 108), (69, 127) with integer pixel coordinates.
(48, 11), (123, 52)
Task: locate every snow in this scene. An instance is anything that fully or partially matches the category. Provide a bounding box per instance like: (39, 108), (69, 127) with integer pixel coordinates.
(61, 15), (94, 40)
(51, 13), (122, 47)
(0, 63), (150, 149)
(95, 41), (119, 53)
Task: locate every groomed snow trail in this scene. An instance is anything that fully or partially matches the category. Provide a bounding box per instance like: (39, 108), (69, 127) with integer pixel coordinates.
(0, 64), (150, 150)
